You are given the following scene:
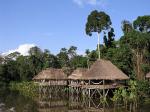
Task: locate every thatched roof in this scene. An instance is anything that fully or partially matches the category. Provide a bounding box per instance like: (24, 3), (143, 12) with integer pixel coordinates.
(68, 68), (87, 80)
(81, 59), (129, 80)
(33, 68), (67, 80)
(146, 72), (150, 78)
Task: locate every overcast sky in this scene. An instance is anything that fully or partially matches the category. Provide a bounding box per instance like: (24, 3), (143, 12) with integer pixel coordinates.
(0, 0), (150, 55)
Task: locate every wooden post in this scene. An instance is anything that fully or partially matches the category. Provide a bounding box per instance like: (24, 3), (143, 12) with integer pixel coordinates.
(103, 79), (105, 108)
(103, 80), (105, 98)
(88, 89), (90, 98)
(88, 98), (91, 108)
(97, 33), (100, 59)
(88, 80), (90, 98)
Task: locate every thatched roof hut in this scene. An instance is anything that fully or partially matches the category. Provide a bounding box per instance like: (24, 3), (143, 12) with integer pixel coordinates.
(33, 68), (68, 80)
(81, 59), (129, 80)
(146, 72), (150, 79)
(68, 68), (87, 80)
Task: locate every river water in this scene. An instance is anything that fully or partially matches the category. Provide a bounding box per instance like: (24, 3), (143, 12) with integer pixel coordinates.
(0, 88), (150, 112)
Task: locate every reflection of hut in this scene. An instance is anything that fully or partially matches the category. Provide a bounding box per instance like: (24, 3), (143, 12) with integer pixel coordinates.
(38, 100), (68, 112)
(33, 68), (68, 86)
(146, 72), (150, 81)
(34, 93), (68, 112)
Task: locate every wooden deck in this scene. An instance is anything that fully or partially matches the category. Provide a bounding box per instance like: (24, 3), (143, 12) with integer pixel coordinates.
(36, 81), (67, 86)
(81, 84), (124, 89)
(69, 84), (124, 89)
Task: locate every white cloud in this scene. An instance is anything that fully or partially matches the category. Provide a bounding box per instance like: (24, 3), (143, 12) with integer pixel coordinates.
(2, 44), (36, 56)
(77, 50), (86, 56)
(73, 0), (83, 6)
(73, 0), (106, 7)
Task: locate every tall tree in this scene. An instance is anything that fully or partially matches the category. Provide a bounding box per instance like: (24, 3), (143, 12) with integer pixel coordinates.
(85, 10), (112, 59)
(133, 15), (150, 33)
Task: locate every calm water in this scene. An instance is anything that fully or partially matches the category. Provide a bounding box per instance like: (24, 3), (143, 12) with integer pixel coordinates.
(0, 88), (150, 112)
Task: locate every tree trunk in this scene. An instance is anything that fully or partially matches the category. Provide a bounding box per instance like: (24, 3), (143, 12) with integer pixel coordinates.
(97, 33), (100, 59)
(136, 52), (140, 79)
(135, 51), (144, 80)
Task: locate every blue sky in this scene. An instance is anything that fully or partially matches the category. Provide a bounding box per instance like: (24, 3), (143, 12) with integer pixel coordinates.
(0, 0), (150, 55)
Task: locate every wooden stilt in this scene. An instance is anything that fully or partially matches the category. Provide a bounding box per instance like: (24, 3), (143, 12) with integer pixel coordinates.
(103, 80), (105, 98)
(88, 80), (91, 98)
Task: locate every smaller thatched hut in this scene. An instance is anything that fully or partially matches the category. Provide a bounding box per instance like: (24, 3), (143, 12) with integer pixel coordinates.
(68, 68), (87, 80)
(33, 68), (68, 86)
(68, 68), (87, 87)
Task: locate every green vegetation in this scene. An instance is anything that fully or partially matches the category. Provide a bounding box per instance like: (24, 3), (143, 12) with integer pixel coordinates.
(112, 80), (150, 109)
(112, 80), (138, 105)
(9, 81), (38, 98)
(0, 10), (150, 105)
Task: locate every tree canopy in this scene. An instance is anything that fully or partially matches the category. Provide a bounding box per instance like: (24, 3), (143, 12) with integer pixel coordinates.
(133, 15), (150, 33)
(85, 10), (112, 36)
(85, 10), (112, 59)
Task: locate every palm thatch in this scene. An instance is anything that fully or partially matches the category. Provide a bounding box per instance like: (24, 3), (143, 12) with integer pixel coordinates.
(68, 68), (87, 80)
(81, 59), (129, 80)
(33, 68), (67, 80)
(146, 72), (150, 78)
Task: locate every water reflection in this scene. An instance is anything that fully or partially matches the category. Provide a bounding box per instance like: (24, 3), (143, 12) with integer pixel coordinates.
(35, 87), (150, 112)
(0, 88), (150, 112)
(0, 88), (38, 112)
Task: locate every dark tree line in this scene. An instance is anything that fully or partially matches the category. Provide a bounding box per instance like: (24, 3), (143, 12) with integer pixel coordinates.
(0, 46), (89, 83)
